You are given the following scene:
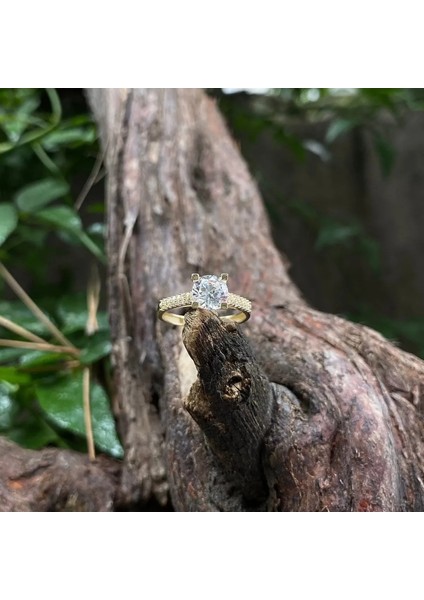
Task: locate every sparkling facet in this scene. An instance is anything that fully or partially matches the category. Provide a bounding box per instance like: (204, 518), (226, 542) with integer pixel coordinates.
(191, 275), (229, 309)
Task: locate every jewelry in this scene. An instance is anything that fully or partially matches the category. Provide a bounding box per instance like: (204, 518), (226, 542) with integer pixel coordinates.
(157, 273), (251, 326)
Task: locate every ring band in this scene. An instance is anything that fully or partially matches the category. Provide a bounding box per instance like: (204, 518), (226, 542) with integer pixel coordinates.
(157, 274), (251, 326)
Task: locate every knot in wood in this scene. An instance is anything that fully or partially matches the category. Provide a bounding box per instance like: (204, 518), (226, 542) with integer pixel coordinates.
(182, 309), (273, 503)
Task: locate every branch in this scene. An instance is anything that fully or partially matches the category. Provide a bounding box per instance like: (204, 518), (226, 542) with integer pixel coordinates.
(0, 437), (121, 512)
(183, 310), (273, 504)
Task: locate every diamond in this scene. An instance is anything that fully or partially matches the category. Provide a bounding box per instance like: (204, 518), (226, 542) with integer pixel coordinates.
(191, 275), (229, 309)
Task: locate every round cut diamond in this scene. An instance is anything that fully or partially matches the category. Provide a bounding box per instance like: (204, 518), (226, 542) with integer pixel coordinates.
(192, 275), (228, 309)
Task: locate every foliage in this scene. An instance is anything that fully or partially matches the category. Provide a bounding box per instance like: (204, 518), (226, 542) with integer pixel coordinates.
(219, 88), (424, 173)
(290, 199), (381, 273)
(0, 88), (122, 458)
(218, 88), (424, 355)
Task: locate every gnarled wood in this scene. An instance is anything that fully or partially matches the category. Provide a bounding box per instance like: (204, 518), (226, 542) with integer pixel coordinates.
(87, 88), (303, 510)
(254, 306), (424, 511)
(0, 438), (120, 512)
(85, 88), (424, 511)
(183, 309), (273, 505)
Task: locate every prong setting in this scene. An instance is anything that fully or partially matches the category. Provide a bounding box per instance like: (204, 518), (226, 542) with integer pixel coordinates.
(191, 274), (229, 310)
(220, 273), (229, 282)
(191, 301), (199, 309)
(191, 273), (200, 281)
(221, 302), (228, 310)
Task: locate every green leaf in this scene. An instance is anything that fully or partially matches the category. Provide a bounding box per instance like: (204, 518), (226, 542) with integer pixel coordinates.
(35, 205), (82, 233)
(0, 300), (51, 337)
(7, 416), (62, 449)
(0, 203), (18, 245)
(359, 88), (400, 109)
(18, 351), (70, 368)
(0, 88), (62, 155)
(0, 381), (18, 430)
(0, 347), (28, 364)
(80, 332), (112, 365)
(57, 294), (109, 334)
(42, 125), (97, 150)
(303, 139), (331, 162)
(0, 366), (31, 385)
(34, 205), (106, 262)
(77, 231), (106, 263)
(15, 178), (69, 212)
(0, 91), (40, 142)
(87, 222), (106, 238)
(16, 224), (48, 246)
(316, 223), (359, 249)
(326, 118), (356, 143)
(36, 371), (123, 458)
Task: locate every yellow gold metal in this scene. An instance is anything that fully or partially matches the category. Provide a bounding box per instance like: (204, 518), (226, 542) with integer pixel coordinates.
(220, 273), (229, 281)
(191, 301), (199, 308)
(191, 273), (200, 281)
(157, 289), (251, 326)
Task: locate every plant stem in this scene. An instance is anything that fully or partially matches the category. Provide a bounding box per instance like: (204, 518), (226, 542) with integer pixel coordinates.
(82, 367), (96, 461)
(0, 315), (47, 344)
(75, 149), (105, 211)
(0, 262), (76, 349)
(0, 339), (80, 356)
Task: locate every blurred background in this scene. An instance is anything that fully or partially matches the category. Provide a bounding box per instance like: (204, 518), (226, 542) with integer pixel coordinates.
(1, 88), (423, 456)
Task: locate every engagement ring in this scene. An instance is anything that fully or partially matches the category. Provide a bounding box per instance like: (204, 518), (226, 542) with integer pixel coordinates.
(157, 273), (251, 326)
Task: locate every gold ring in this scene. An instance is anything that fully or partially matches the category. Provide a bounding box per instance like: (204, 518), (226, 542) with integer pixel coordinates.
(157, 273), (251, 326)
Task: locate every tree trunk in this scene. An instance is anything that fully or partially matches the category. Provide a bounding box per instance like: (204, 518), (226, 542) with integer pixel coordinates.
(1, 88), (422, 511)
(85, 88), (424, 512)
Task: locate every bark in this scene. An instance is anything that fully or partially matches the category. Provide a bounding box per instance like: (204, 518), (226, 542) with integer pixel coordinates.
(84, 88), (424, 512)
(183, 310), (273, 507)
(1, 88), (421, 511)
(0, 438), (120, 512)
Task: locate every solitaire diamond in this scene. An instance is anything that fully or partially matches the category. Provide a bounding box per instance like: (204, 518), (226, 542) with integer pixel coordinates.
(191, 275), (229, 309)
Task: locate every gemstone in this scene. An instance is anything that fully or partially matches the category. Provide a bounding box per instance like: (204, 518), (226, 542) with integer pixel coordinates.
(191, 275), (228, 309)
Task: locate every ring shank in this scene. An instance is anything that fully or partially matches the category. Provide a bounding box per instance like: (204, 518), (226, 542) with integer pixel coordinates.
(157, 292), (251, 326)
